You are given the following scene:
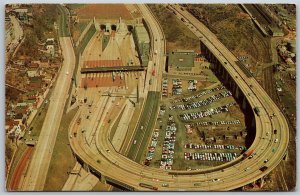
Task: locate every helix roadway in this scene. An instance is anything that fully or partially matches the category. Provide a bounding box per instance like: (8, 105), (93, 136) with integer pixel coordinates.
(68, 4), (289, 191)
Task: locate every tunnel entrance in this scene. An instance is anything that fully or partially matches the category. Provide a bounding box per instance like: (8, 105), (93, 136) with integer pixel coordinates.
(127, 25), (133, 32)
(111, 24), (117, 31)
(100, 24), (106, 31)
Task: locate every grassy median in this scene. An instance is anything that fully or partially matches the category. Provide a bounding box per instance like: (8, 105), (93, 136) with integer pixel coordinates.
(43, 108), (78, 191)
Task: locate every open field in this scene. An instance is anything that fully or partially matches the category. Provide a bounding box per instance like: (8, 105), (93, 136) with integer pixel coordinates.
(71, 20), (89, 44)
(148, 4), (199, 52)
(186, 4), (272, 63)
(43, 108), (78, 191)
(66, 4), (85, 10)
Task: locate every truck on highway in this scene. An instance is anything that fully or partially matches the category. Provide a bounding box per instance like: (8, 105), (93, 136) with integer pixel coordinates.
(181, 18), (186, 22)
(243, 149), (254, 158)
(152, 69), (156, 76)
(139, 183), (158, 190)
(254, 107), (260, 116)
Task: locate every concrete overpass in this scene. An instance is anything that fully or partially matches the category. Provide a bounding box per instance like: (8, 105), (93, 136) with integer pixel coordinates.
(68, 4), (289, 191)
(80, 65), (147, 73)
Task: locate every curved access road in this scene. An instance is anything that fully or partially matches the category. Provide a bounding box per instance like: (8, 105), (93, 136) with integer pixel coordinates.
(68, 4), (289, 191)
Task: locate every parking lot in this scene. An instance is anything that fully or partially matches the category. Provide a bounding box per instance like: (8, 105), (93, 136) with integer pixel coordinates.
(171, 90), (232, 110)
(194, 120), (241, 126)
(143, 69), (246, 171)
(179, 102), (237, 121)
(159, 115), (177, 170)
(184, 152), (239, 162)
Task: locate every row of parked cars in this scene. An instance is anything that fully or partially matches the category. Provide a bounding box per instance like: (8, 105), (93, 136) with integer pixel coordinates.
(180, 102), (237, 121)
(162, 78), (168, 97)
(172, 84), (225, 103)
(193, 120), (241, 126)
(172, 79), (182, 95)
(184, 143), (247, 151)
(144, 129), (160, 166)
(172, 91), (232, 110)
(160, 117), (177, 170)
(184, 152), (239, 161)
(187, 80), (197, 91)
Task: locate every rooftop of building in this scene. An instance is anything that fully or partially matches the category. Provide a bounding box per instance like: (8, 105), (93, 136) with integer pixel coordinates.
(168, 50), (195, 68)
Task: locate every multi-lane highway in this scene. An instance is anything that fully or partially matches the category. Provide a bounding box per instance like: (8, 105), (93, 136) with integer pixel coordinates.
(20, 5), (76, 190)
(21, 38), (75, 191)
(139, 4), (166, 93)
(67, 4), (289, 191)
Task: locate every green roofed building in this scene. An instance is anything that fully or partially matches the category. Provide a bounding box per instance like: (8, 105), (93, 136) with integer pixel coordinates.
(168, 50), (195, 71)
(133, 23), (150, 66)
